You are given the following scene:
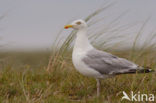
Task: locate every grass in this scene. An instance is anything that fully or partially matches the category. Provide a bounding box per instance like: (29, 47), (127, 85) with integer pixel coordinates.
(0, 2), (156, 103)
(0, 50), (155, 103)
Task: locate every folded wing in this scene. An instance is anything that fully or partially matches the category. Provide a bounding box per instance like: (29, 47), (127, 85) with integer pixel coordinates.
(82, 49), (152, 75)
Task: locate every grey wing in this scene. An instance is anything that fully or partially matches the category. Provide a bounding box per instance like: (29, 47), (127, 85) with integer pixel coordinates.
(82, 49), (139, 75)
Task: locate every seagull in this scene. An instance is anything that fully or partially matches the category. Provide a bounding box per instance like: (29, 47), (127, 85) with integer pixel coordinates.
(64, 19), (154, 97)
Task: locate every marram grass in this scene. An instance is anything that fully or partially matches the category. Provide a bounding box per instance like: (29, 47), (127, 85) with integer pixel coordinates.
(0, 50), (155, 103)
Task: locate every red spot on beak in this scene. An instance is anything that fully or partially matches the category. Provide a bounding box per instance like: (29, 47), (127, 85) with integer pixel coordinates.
(64, 25), (73, 29)
(65, 27), (68, 29)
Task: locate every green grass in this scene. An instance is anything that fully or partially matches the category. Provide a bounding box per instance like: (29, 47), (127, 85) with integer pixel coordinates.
(0, 50), (155, 103)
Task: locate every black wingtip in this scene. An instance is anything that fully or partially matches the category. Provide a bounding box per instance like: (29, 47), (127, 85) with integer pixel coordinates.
(138, 67), (155, 73)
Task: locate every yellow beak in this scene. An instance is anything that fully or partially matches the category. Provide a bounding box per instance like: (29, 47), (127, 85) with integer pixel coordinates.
(64, 25), (73, 29)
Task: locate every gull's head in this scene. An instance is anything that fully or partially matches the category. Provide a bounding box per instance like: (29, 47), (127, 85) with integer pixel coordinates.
(64, 19), (87, 30)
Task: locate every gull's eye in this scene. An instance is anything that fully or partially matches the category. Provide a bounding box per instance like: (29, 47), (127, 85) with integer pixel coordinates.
(76, 21), (81, 25)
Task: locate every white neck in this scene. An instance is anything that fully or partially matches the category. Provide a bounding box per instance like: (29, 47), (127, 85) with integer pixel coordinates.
(73, 28), (93, 51)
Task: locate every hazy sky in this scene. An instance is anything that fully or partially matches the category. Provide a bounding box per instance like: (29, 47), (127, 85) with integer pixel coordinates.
(0, 0), (156, 50)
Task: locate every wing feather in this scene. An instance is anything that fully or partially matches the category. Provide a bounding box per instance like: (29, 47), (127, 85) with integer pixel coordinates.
(82, 49), (139, 75)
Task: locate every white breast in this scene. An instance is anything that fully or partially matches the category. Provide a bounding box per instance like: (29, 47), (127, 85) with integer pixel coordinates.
(71, 28), (102, 78)
(72, 49), (101, 78)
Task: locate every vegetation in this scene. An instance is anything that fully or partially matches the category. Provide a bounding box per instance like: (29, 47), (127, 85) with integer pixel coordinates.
(0, 2), (156, 103)
(0, 50), (155, 103)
